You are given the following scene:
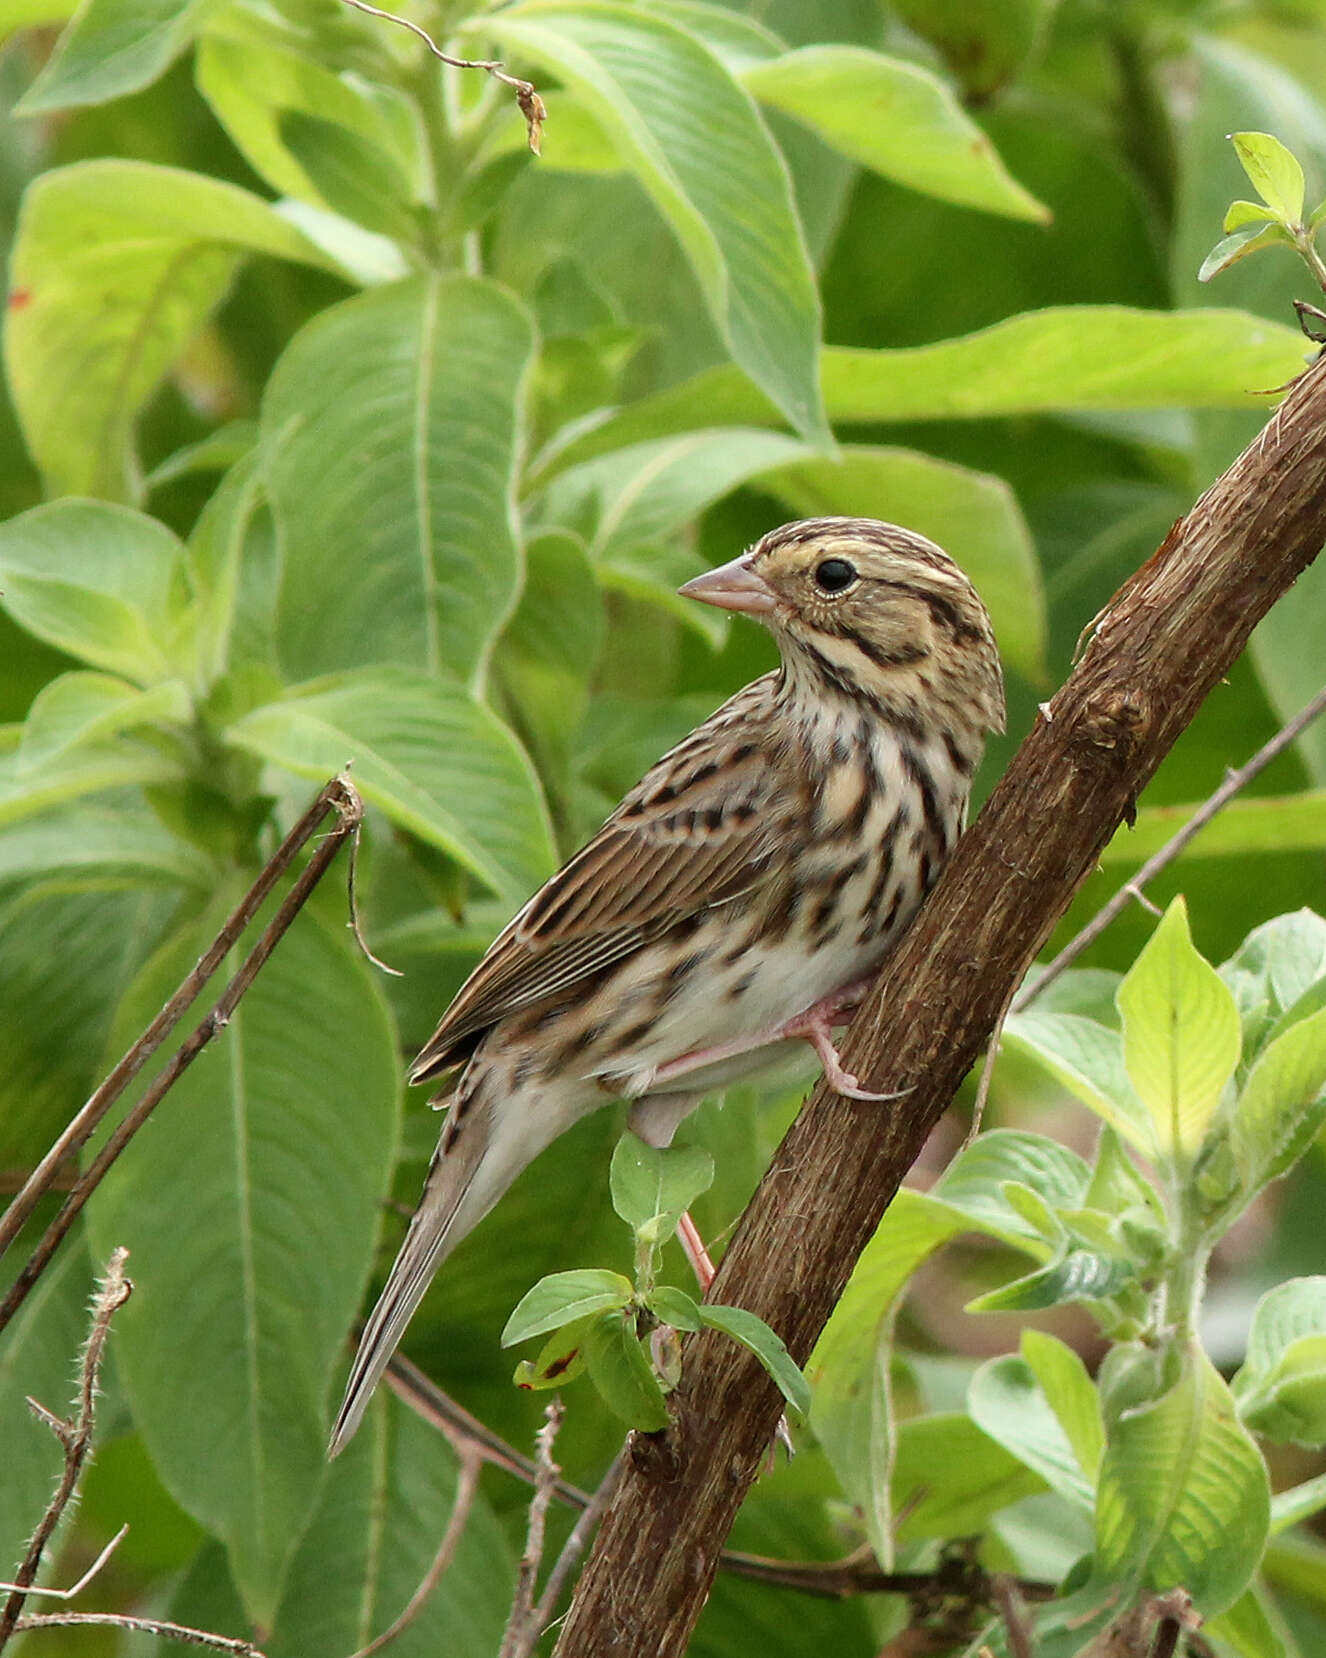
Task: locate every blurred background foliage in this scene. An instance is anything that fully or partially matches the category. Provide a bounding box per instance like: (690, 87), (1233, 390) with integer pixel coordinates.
(0, 0), (1324, 1652)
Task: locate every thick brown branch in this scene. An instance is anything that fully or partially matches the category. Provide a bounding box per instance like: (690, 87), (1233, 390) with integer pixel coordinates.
(554, 358), (1326, 1657)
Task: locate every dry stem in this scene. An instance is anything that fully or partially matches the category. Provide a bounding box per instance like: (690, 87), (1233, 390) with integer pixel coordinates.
(0, 1249), (132, 1649)
(0, 776), (365, 1337)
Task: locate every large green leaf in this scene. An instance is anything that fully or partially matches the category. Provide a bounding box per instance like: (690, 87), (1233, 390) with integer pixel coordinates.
(267, 1390), (514, 1658)
(1004, 1009), (1156, 1156)
(1096, 1347), (1270, 1618)
(764, 444), (1045, 682)
(226, 667), (556, 906)
(743, 45), (1047, 221)
(484, 1), (828, 444)
(0, 797), (210, 888)
(0, 500), (192, 685)
(196, 26), (424, 218)
(1117, 897), (1242, 1158)
(263, 275), (536, 689)
(85, 907), (400, 1624)
(17, 672), (191, 769)
(16, 0), (208, 113)
(0, 877), (183, 1171)
(542, 306), (1307, 474)
(6, 161), (335, 501)
(891, 1413), (1046, 1542)
(1231, 1007), (1326, 1199)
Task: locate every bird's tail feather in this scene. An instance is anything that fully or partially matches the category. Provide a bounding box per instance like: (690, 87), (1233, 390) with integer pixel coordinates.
(328, 1126), (485, 1457)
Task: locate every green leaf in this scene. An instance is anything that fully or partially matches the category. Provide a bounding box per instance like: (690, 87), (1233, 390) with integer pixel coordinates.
(17, 672), (191, 770)
(968, 1247), (1132, 1313)
(484, 1), (828, 445)
(0, 737), (186, 828)
(1224, 199), (1276, 232)
(995, 1008), (1155, 1152)
(186, 451), (274, 684)
(742, 45), (1047, 222)
(1117, 896), (1242, 1158)
(85, 908), (401, 1624)
(1271, 1469), (1326, 1533)
(536, 428), (813, 557)
(0, 798), (210, 887)
(808, 1188), (963, 1569)
(1021, 1328), (1105, 1482)
(1101, 792), (1326, 866)
(1096, 1347), (1270, 1618)
(15, 0), (208, 113)
(698, 1303), (810, 1417)
(968, 1353), (1095, 1510)
(891, 1413), (1046, 1542)
(501, 1269), (634, 1346)
(609, 1136), (715, 1237)
(1222, 911), (1326, 1027)
(1234, 1278), (1326, 1445)
(268, 1389), (514, 1657)
(0, 881), (182, 1167)
(763, 444), (1046, 682)
(5, 160), (334, 500)
(263, 275), (536, 689)
(1198, 222), (1296, 283)
(226, 667), (556, 907)
(582, 1309), (672, 1429)
(543, 307), (1309, 473)
(1204, 1584), (1292, 1658)
(513, 1315), (596, 1389)
(1231, 130), (1306, 222)
(646, 1285), (702, 1332)
(196, 26), (423, 214)
(277, 111), (418, 244)
(1231, 1007), (1326, 1196)
(0, 501), (192, 684)
(494, 529), (604, 786)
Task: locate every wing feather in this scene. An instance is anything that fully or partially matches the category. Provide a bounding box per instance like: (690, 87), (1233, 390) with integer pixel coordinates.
(410, 676), (792, 1081)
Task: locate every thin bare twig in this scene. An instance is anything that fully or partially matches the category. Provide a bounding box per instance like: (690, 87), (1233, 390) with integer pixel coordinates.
(0, 776), (361, 1272)
(13, 1613), (264, 1654)
(345, 1446), (483, 1658)
(499, 1401), (565, 1658)
(0, 1249), (132, 1650)
(1017, 681), (1326, 1009)
(0, 1526), (127, 1599)
(337, 0), (545, 153)
(0, 778), (365, 1337)
(529, 1451), (624, 1637)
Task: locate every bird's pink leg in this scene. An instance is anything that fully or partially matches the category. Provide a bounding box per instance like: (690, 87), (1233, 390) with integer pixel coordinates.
(645, 975), (906, 1103)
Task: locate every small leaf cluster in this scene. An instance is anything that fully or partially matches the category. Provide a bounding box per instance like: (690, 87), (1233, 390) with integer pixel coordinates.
(811, 905), (1326, 1652)
(502, 1137), (809, 1431)
(1200, 131), (1326, 292)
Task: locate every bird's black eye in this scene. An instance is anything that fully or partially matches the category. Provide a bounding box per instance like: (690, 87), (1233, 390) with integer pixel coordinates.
(813, 557), (856, 594)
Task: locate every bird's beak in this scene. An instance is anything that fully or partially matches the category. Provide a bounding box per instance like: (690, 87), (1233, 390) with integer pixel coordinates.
(678, 556), (777, 615)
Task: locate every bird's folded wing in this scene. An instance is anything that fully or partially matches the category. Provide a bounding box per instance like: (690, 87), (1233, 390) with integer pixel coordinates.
(411, 680), (793, 1080)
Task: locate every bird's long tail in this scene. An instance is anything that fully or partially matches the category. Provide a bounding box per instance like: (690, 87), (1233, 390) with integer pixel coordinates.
(328, 1105), (489, 1457)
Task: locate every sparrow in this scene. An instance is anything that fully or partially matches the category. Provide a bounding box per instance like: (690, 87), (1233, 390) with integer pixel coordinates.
(329, 516), (1004, 1454)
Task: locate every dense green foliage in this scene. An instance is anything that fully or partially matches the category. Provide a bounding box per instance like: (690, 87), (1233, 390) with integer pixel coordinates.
(1, 0), (1326, 1653)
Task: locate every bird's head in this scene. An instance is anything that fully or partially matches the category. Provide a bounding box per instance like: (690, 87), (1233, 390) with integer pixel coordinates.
(679, 517), (1005, 737)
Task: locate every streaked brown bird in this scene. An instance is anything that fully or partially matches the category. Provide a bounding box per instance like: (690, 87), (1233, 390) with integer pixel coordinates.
(330, 516), (1004, 1454)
